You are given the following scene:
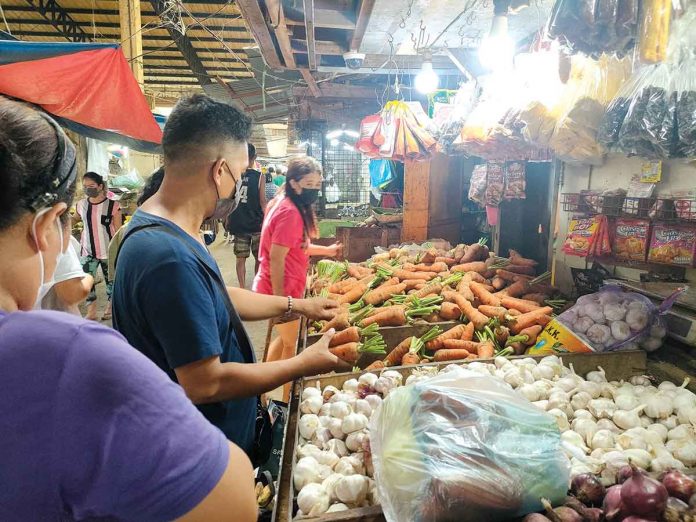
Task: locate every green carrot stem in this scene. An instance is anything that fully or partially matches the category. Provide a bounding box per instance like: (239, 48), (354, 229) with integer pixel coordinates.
(360, 323), (379, 338)
(496, 347), (514, 357)
(420, 326), (443, 344)
(349, 299), (365, 313)
(350, 305), (373, 325)
(506, 334), (530, 345)
(406, 306), (438, 318)
(441, 272), (463, 287)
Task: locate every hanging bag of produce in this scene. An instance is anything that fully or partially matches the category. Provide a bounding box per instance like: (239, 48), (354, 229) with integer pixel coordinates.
(356, 114), (382, 156)
(370, 366), (570, 522)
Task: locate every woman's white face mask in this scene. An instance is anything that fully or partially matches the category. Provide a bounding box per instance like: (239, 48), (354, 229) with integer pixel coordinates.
(31, 208), (65, 309)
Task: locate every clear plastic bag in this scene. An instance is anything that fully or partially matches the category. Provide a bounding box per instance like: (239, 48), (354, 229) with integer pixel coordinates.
(556, 284), (683, 351)
(370, 367), (570, 522)
(110, 168), (144, 190)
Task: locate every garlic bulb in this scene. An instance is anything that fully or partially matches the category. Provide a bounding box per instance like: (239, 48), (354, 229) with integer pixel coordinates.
(312, 427), (332, 447)
(319, 403), (332, 417)
(327, 503), (350, 513)
(676, 404), (696, 425)
(612, 405), (646, 430)
(614, 393), (640, 411)
(328, 418), (344, 439)
(358, 372), (378, 387)
(322, 385), (339, 402)
(532, 400), (549, 411)
(591, 429), (615, 450)
(335, 475), (369, 505)
(303, 386), (321, 401)
(317, 450), (340, 469)
(658, 380), (677, 391)
(571, 391), (592, 411)
(651, 449), (686, 472)
(622, 449), (651, 469)
(586, 366), (607, 383)
(630, 375), (651, 386)
(643, 391), (673, 419)
(294, 456), (321, 489)
(616, 432), (648, 451)
(322, 473), (343, 501)
(325, 439), (348, 457)
(596, 418), (620, 433)
(517, 383), (540, 402)
(345, 430), (367, 452)
(588, 398), (617, 419)
(548, 396), (574, 419)
(672, 439), (696, 467)
(646, 423), (668, 442)
(297, 483), (330, 516)
(547, 408), (570, 432)
(330, 402), (352, 420)
(354, 399), (372, 417)
(342, 413), (369, 435)
(667, 424), (695, 441)
(573, 409), (594, 420)
(576, 380), (602, 399)
(299, 414), (320, 440)
(364, 394), (382, 411)
(571, 418), (598, 445)
(658, 415), (679, 430)
(297, 443), (322, 460)
(342, 379), (359, 393)
(301, 395), (323, 415)
(532, 364), (556, 381)
(562, 430), (589, 452)
(640, 415), (652, 428)
(599, 382), (616, 399)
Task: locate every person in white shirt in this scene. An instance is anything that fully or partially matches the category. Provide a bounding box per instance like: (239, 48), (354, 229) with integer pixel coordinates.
(38, 236), (93, 314)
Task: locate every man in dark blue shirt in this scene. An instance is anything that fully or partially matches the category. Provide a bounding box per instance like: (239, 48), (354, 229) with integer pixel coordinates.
(112, 94), (347, 455)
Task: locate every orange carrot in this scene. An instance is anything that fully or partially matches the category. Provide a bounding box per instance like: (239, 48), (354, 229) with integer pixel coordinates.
(423, 313), (443, 323)
(509, 249), (538, 267)
(392, 269), (438, 281)
(439, 302), (462, 321)
(410, 281), (443, 300)
(320, 313), (350, 333)
(402, 279), (427, 290)
(329, 342), (360, 364)
(491, 276), (506, 291)
(521, 293), (548, 305)
(329, 326), (361, 347)
(347, 265), (372, 279)
(465, 354), (479, 360)
(451, 261), (487, 274)
(478, 305), (509, 320)
(365, 360), (385, 370)
(507, 309), (522, 317)
(509, 307), (553, 334)
(338, 284), (368, 304)
(496, 269), (532, 282)
(461, 321), (475, 342)
(361, 307), (407, 327)
(500, 296), (541, 314)
(401, 352), (421, 365)
(518, 325), (543, 345)
(456, 280), (475, 302)
(442, 339), (482, 353)
(494, 279), (529, 298)
(364, 282), (407, 306)
(469, 281), (501, 306)
(435, 256), (457, 266)
(425, 324), (467, 351)
(462, 271), (487, 283)
(538, 315), (552, 327)
(504, 264), (536, 276)
(328, 278), (358, 294)
(366, 305), (405, 318)
(445, 292), (489, 330)
(413, 262), (449, 273)
(433, 349), (471, 362)
(384, 337), (414, 366)
(477, 342), (495, 359)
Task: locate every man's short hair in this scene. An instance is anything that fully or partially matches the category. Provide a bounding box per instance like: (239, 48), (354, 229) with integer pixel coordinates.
(162, 94), (252, 162)
(248, 143), (256, 161)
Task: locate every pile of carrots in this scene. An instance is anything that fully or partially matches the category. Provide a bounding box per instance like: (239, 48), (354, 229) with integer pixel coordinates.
(310, 241), (563, 368)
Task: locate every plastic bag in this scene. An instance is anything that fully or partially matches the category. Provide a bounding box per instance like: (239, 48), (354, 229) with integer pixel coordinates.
(639, 0), (671, 64)
(556, 284), (682, 351)
(370, 367), (570, 522)
(468, 164), (487, 207)
(503, 161), (526, 200)
(110, 169), (143, 191)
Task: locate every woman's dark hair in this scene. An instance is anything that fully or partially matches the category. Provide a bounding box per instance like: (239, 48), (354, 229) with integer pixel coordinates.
(83, 171), (105, 188)
(137, 167), (164, 206)
(0, 96), (77, 231)
(285, 156), (320, 239)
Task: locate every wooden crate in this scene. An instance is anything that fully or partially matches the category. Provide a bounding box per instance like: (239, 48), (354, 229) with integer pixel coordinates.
(335, 226), (401, 263)
(273, 351), (648, 522)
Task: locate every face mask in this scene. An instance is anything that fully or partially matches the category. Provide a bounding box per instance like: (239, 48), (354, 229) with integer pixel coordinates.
(32, 209), (65, 310)
(211, 164), (242, 220)
(85, 187), (100, 198)
(299, 188), (320, 205)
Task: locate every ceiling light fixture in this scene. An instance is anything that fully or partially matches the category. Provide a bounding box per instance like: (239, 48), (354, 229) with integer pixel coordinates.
(478, 13), (515, 72)
(415, 53), (439, 94)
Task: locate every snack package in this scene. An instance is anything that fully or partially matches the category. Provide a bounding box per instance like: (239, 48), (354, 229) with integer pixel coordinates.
(371, 367), (570, 522)
(485, 161), (505, 206)
(356, 114), (382, 157)
(553, 284), (681, 352)
(468, 164), (487, 207)
(613, 218), (651, 260)
(562, 215), (602, 257)
(639, 0), (671, 63)
(503, 161), (526, 200)
(648, 224), (696, 265)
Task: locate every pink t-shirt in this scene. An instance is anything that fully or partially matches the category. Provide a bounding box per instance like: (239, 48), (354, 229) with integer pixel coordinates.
(253, 197), (309, 298)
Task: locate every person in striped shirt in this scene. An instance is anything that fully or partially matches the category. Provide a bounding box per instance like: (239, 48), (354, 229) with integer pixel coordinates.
(74, 171), (122, 320)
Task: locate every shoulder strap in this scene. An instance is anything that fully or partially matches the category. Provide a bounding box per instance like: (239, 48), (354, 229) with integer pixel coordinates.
(115, 223), (256, 364)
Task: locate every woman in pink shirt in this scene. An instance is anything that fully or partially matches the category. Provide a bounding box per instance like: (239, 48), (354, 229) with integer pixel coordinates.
(253, 157), (340, 394)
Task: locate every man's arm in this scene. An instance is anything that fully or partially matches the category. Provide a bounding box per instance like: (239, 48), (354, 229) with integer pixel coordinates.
(227, 287), (338, 322)
(175, 330), (348, 403)
(112, 207), (123, 231)
(258, 174), (267, 211)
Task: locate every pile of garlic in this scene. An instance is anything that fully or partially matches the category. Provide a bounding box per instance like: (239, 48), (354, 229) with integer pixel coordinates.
(294, 370), (402, 517)
(463, 355), (696, 485)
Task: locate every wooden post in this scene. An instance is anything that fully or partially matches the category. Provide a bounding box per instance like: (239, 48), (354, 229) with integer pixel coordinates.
(402, 159), (431, 242)
(119, 0), (144, 89)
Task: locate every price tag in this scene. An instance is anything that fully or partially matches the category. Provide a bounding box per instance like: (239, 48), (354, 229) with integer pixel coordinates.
(641, 161), (662, 183)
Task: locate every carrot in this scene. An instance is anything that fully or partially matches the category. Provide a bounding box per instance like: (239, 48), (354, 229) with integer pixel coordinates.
(538, 315), (552, 327)
(435, 256), (457, 266)
(439, 302), (462, 321)
(433, 349), (471, 362)
(338, 283), (368, 304)
(384, 337), (414, 366)
(478, 305), (509, 320)
(361, 307), (407, 327)
(327, 278), (357, 294)
(507, 309), (521, 317)
(364, 283), (407, 306)
(413, 262), (449, 273)
(469, 281), (501, 306)
(442, 339), (482, 352)
(365, 360), (385, 370)
(425, 323), (467, 351)
(518, 325), (543, 345)
(477, 342), (495, 359)
(452, 244), (467, 262)
(500, 296), (541, 314)
(320, 313), (350, 333)
(495, 279), (529, 298)
(347, 265), (372, 279)
(366, 304), (405, 318)
(461, 321), (475, 342)
(496, 269), (532, 282)
(509, 306), (553, 334)
(329, 342), (360, 364)
(504, 264), (536, 276)
(423, 313), (442, 323)
(329, 326), (361, 347)
(462, 271), (487, 283)
(509, 249), (538, 267)
(402, 279), (426, 290)
(451, 261), (487, 274)
(491, 276), (506, 291)
(420, 249), (438, 264)
(401, 352), (421, 365)
(459, 243), (488, 264)
(445, 291), (489, 330)
(392, 269), (438, 281)
(521, 293), (549, 305)
(456, 280), (475, 302)
(465, 354), (479, 360)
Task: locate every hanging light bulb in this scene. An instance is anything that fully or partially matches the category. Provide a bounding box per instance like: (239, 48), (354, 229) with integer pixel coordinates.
(415, 59), (439, 94)
(478, 14), (515, 71)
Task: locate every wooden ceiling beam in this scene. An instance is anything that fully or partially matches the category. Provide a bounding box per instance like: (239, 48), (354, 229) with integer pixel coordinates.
(1, 5), (242, 20)
(299, 69), (320, 97)
(303, 0), (315, 70)
(265, 0), (295, 68)
(291, 38), (345, 55)
(7, 27), (253, 43)
(292, 83), (377, 99)
(235, 0), (282, 69)
(285, 8), (355, 30)
(145, 63), (246, 71)
(3, 16), (250, 33)
(349, 0), (374, 51)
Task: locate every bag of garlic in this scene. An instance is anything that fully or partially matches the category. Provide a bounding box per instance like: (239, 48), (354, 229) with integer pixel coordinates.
(556, 284), (684, 352)
(370, 367), (570, 522)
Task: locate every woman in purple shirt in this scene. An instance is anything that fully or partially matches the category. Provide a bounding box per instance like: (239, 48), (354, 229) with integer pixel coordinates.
(0, 98), (256, 520)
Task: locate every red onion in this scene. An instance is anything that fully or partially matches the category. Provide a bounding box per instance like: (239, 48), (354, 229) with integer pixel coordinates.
(690, 492), (696, 509)
(603, 485), (625, 521)
(621, 517), (657, 522)
(541, 499), (582, 522)
(564, 496), (604, 521)
(570, 473), (606, 506)
(660, 469), (696, 503)
(616, 465), (634, 484)
(621, 464), (668, 519)
(662, 496), (688, 522)
(522, 514), (552, 522)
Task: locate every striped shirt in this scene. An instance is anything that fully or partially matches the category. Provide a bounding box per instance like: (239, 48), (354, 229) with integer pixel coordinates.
(77, 197), (121, 259)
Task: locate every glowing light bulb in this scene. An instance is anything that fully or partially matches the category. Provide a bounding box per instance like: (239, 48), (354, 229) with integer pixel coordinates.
(415, 61), (439, 94)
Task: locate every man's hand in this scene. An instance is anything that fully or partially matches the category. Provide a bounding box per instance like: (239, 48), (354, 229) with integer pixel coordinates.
(297, 329), (351, 376)
(296, 297), (340, 321)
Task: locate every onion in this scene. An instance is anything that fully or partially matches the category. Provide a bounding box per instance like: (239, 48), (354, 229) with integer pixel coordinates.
(570, 474), (606, 507)
(622, 517), (659, 522)
(660, 469), (696, 502)
(603, 485), (625, 521)
(541, 499), (582, 522)
(616, 465), (633, 484)
(621, 464), (668, 519)
(563, 496), (604, 522)
(522, 514), (552, 522)
(662, 496), (688, 522)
